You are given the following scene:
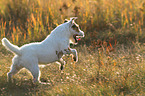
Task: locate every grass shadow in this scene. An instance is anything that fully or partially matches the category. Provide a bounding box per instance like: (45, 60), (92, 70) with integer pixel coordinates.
(0, 75), (52, 96)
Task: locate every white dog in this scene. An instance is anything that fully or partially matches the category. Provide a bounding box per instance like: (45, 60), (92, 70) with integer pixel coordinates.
(2, 17), (84, 83)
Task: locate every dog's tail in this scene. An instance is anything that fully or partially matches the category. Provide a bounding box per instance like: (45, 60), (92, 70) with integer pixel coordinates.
(2, 38), (22, 56)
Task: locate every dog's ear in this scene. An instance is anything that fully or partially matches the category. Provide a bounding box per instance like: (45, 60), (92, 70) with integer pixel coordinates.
(70, 17), (77, 21)
(69, 17), (77, 24)
(64, 19), (69, 23)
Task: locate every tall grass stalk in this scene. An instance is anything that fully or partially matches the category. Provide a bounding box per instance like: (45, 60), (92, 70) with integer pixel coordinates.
(0, 0), (145, 95)
(0, 0), (144, 45)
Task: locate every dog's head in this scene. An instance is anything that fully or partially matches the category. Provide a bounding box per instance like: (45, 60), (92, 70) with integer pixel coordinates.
(64, 17), (85, 44)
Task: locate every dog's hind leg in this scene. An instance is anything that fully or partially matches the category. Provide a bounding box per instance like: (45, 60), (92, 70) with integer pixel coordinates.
(58, 58), (66, 70)
(63, 48), (78, 62)
(7, 57), (23, 83)
(27, 64), (40, 83)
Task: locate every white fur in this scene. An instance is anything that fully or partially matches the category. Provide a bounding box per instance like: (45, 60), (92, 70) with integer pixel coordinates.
(1, 17), (84, 83)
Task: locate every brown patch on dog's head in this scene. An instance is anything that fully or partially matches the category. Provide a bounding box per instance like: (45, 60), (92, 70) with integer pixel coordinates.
(71, 23), (79, 33)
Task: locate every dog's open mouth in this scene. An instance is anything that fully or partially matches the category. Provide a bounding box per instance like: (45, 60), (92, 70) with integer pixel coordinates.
(73, 34), (83, 43)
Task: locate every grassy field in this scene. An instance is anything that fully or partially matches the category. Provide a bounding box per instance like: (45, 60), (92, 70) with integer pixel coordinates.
(0, 0), (145, 95)
(0, 44), (145, 95)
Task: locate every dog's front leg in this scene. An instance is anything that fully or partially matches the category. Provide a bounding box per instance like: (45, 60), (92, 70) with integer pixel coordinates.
(70, 48), (78, 62)
(63, 47), (78, 62)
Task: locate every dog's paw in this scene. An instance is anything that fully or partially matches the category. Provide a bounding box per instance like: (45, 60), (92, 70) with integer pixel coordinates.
(60, 65), (64, 70)
(39, 82), (51, 85)
(73, 56), (78, 62)
(73, 56), (76, 61)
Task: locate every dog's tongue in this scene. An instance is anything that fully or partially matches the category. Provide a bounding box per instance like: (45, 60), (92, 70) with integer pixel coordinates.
(77, 38), (81, 41)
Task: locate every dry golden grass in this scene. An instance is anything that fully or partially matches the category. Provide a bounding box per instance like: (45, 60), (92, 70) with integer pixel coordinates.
(0, 0), (145, 44)
(0, 0), (145, 95)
